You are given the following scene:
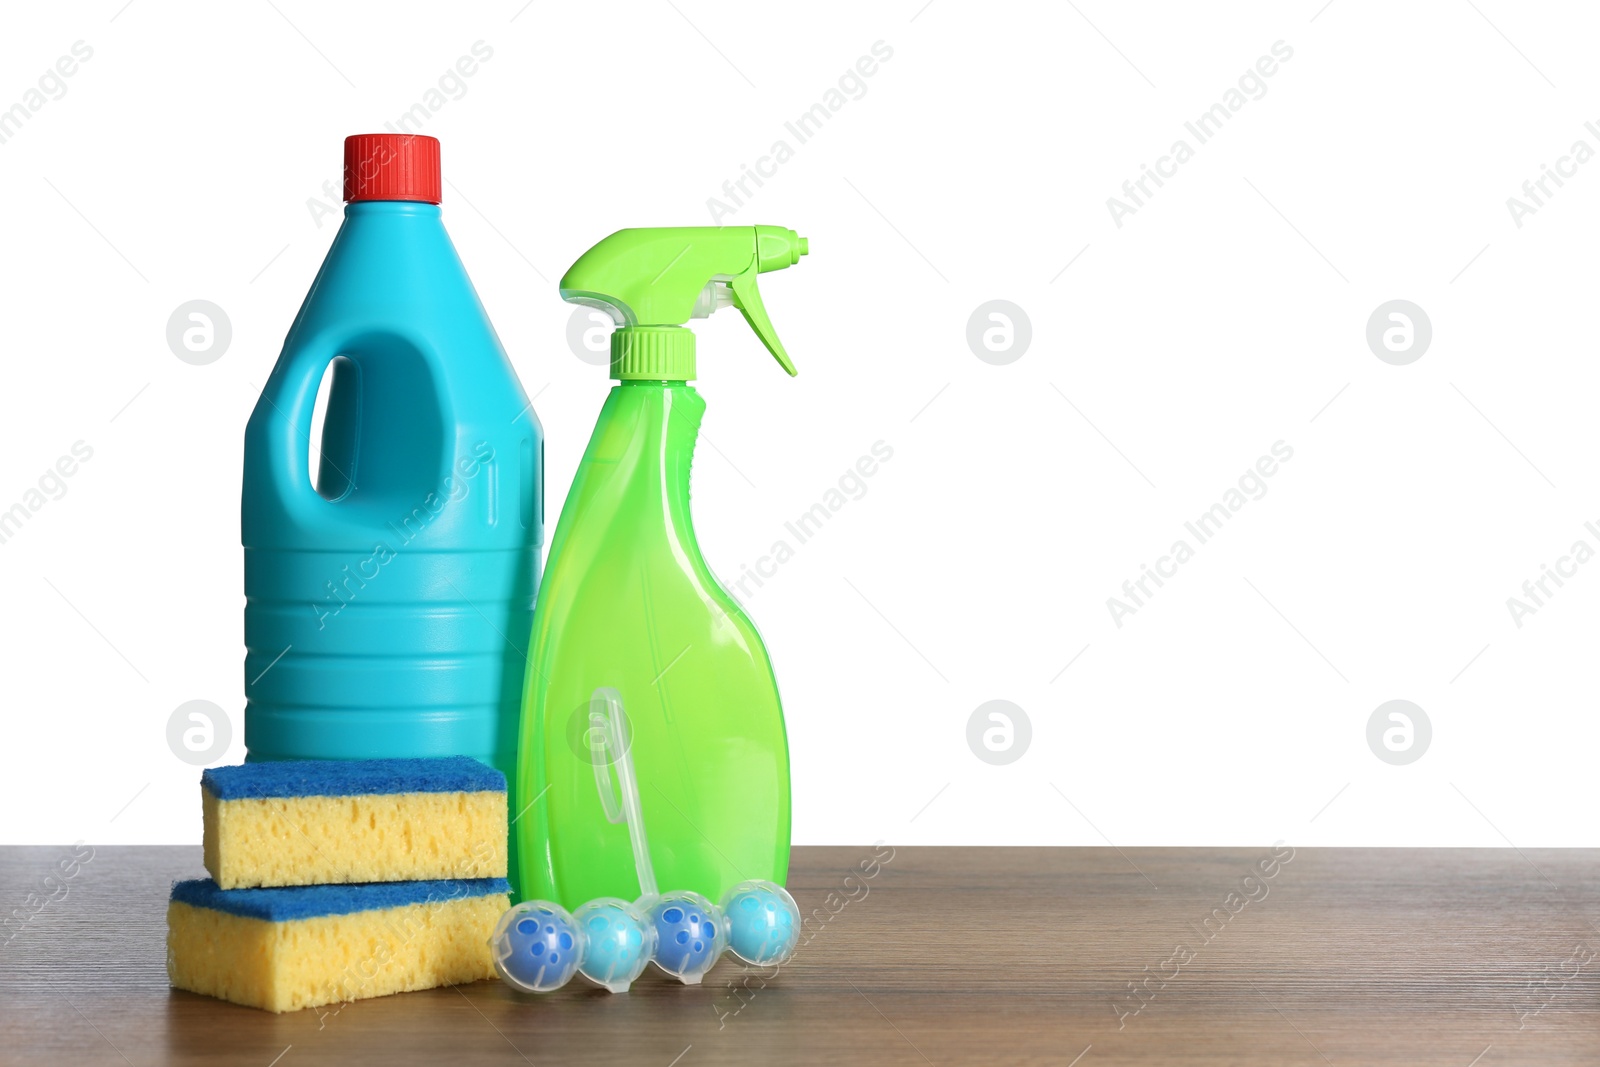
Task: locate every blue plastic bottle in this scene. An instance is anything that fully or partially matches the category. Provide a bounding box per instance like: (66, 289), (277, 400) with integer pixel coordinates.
(241, 135), (541, 819)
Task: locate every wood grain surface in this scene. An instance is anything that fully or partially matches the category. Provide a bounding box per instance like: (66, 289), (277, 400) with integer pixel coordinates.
(1, 845), (1597, 1065)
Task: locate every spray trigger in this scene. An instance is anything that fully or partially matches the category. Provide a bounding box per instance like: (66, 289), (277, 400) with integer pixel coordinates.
(729, 268), (797, 376)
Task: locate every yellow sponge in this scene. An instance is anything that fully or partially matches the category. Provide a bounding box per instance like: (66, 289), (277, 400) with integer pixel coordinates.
(200, 757), (506, 889)
(166, 878), (507, 1013)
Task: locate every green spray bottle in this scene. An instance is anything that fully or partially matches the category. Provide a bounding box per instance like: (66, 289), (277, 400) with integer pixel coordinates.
(515, 226), (807, 907)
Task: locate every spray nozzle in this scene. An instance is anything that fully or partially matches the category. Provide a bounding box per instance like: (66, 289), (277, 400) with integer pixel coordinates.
(559, 226), (808, 380)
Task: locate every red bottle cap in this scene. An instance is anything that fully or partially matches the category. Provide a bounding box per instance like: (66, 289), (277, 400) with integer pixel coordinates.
(343, 134), (441, 204)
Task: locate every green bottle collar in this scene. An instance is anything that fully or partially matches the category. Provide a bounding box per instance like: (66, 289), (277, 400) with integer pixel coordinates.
(611, 326), (694, 381)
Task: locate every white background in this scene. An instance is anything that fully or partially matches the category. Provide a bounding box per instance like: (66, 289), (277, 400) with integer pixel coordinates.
(2, 0), (1595, 850)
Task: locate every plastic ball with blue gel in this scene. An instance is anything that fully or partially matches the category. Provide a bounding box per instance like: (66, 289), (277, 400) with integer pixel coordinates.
(574, 897), (656, 993)
(720, 879), (800, 966)
(490, 900), (585, 993)
(647, 891), (724, 984)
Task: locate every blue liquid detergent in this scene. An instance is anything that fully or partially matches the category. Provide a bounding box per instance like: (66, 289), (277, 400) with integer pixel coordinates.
(241, 135), (541, 884)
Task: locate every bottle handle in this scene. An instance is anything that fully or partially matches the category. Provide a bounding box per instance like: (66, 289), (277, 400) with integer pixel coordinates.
(250, 332), (346, 514)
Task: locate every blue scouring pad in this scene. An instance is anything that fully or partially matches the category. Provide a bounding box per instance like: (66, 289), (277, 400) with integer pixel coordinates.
(169, 876), (510, 921)
(201, 755), (504, 800)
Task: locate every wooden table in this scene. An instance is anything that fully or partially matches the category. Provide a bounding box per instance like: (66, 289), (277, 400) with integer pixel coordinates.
(2, 845), (1597, 1065)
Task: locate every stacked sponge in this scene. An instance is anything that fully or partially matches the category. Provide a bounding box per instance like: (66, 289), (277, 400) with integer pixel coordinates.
(167, 756), (511, 1013)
